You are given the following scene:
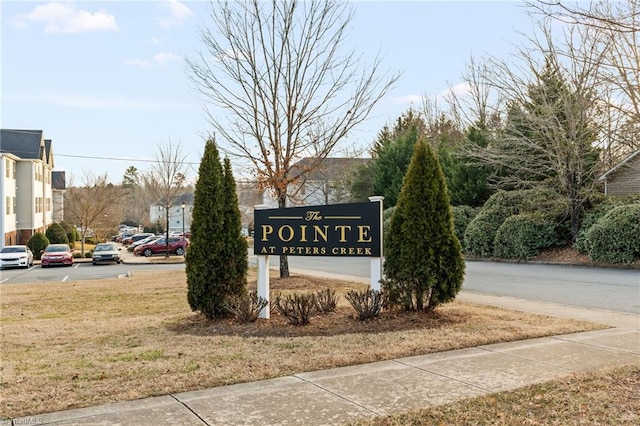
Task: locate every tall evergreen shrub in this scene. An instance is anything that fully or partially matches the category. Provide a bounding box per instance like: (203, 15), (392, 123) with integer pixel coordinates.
(27, 233), (50, 260)
(383, 139), (465, 311)
(186, 139), (247, 319)
(59, 221), (76, 248)
(45, 223), (69, 245)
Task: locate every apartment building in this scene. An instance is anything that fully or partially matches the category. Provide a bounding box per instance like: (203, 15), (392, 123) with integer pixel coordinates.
(0, 129), (58, 246)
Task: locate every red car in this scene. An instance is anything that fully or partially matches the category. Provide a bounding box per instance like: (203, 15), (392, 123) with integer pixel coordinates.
(41, 244), (74, 267)
(133, 237), (188, 257)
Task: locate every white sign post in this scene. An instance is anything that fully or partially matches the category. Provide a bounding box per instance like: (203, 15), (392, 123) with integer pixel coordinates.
(254, 204), (270, 319)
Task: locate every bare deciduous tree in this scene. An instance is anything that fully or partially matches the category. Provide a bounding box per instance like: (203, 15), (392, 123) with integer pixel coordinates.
(143, 142), (188, 258)
(460, 23), (607, 240)
(527, 0), (640, 166)
(64, 171), (124, 255)
(186, 0), (399, 277)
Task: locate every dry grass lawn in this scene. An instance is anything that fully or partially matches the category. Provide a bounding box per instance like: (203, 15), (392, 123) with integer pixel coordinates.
(0, 270), (605, 419)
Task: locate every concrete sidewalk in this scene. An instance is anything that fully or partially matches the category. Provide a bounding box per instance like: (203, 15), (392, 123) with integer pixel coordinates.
(5, 291), (638, 426)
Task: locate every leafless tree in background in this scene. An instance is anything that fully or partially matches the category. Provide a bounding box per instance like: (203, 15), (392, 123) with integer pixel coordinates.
(64, 171), (124, 256)
(459, 22), (608, 239)
(143, 142), (188, 258)
(186, 0), (398, 277)
(527, 0), (640, 166)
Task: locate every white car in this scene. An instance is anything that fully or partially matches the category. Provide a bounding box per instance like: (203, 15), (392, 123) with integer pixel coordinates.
(0, 245), (34, 269)
(92, 243), (122, 265)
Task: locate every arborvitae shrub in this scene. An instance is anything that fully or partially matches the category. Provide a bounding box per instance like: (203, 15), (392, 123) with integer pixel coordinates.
(186, 140), (248, 319)
(494, 213), (558, 259)
(27, 233), (50, 260)
(585, 204), (640, 263)
(383, 139), (465, 312)
(452, 205), (478, 250)
(45, 223), (69, 245)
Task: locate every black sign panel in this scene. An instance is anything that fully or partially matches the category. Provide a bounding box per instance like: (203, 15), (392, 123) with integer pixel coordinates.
(254, 202), (381, 257)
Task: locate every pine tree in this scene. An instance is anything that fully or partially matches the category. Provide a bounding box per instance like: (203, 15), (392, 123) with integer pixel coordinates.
(186, 139), (247, 319)
(383, 138), (465, 311)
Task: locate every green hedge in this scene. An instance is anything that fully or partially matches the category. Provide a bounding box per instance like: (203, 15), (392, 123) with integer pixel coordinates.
(575, 195), (640, 253)
(464, 188), (563, 257)
(452, 205), (478, 249)
(494, 213), (558, 259)
(585, 204), (640, 263)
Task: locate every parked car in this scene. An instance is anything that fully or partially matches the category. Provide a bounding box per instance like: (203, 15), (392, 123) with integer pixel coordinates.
(122, 233), (154, 245)
(127, 235), (161, 252)
(0, 245), (34, 269)
(115, 233), (135, 243)
(92, 243), (122, 265)
(133, 237), (189, 257)
(41, 244), (74, 268)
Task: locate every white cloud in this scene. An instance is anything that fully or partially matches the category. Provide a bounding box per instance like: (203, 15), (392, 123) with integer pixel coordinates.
(11, 2), (119, 34)
(391, 94), (423, 106)
(124, 59), (151, 68)
(157, 0), (194, 28)
(153, 52), (181, 64)
(439, 82), (472, 100)
(14, 91), (172, 110)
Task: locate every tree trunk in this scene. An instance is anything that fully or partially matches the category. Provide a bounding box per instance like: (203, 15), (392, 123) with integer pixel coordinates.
(278, 192), (290, 278)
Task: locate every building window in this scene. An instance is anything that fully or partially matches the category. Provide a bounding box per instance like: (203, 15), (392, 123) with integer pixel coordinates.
(5, 197), (10, 215)
(5, 159), (9, 178)
(46, 198), (51, 211)
(12, 197), (16, 214)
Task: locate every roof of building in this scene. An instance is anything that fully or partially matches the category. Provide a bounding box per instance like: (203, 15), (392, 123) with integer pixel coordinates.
(0, 129), (45, 159)
(52, 171), (66, 190)
(152, 193), (195, 207)
(289, 157), (370, 181)
(599, 150), (640, 181)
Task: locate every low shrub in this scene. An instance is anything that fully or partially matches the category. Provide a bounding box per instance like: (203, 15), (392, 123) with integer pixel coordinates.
(27, 233), (49, 260)
(84, 251), (93, 258)
(73, 253), (82, 259)
(494, 213), (558, 259)
(224, 292), (269, 323)
(315, 289), (338, 314)
(452, 205), (478, 249)
(345, 289), (383, 321)
(273, 293), (317, 326)
(585, 204), (640, 264)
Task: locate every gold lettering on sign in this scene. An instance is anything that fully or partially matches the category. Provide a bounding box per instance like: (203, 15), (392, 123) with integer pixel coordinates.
(305, 211), (323, 221)
(334, 225), (352, 242)
(261, 225), (273, 241)
(278, 225), (295, 242)
(313, 225), (329, 242)
(357, 225), (372, 242)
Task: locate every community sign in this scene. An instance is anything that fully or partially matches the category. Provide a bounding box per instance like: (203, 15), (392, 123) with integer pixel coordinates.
(254, 202), (381, 257)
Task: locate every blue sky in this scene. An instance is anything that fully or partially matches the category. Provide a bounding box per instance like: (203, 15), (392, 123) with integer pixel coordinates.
(2, 1), (536, 184)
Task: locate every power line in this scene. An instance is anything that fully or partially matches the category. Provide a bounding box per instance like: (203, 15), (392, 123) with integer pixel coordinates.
(55, 153), (201, 166)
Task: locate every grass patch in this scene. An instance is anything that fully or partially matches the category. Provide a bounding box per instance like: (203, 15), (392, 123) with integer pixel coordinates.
(354, 366), (640, 425)
(0, 270), (605, 419)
